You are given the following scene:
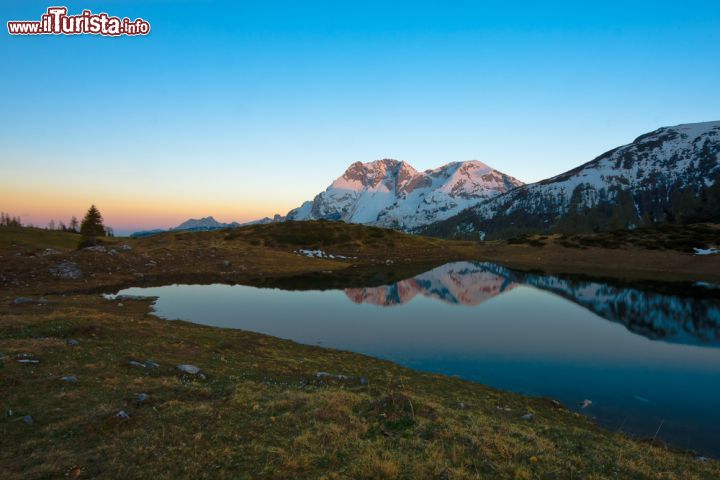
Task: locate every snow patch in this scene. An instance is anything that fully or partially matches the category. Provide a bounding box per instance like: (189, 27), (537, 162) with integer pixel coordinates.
(295, 249), (354, 259)
(694, 248), (720, 256)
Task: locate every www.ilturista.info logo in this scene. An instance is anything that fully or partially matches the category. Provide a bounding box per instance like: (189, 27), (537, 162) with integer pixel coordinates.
(7, 7), (150, 36)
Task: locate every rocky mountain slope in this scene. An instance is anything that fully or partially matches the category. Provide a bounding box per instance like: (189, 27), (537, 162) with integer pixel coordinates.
(422, 121), (720, 238)
(286, 159), (523, 230)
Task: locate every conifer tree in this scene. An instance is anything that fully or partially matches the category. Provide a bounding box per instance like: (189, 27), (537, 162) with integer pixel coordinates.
(80, 205), (107, 239)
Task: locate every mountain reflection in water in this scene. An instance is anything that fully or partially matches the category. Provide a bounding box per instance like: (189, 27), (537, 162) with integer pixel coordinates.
(345, 262), (720, 347)
(114, 261), (720, 456)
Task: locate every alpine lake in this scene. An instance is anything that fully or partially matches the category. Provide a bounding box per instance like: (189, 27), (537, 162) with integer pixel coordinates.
(112, 261), (720, 457)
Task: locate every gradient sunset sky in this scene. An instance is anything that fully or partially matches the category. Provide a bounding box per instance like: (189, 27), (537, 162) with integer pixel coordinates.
(2, 1), (719, 234)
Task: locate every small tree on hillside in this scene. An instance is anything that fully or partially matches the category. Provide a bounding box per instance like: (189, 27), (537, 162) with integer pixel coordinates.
(69, 216), (79, 233)
(80, 205), (107, 243)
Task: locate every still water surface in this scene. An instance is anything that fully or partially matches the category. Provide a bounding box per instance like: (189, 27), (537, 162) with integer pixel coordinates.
(116, 262), (720, 456)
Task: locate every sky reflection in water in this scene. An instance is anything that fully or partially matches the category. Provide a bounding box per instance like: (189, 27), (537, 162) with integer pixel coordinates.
(117, 262), (720, 456)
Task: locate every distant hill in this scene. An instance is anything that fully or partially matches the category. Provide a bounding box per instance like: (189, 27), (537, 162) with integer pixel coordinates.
(130, 215), (284, 238)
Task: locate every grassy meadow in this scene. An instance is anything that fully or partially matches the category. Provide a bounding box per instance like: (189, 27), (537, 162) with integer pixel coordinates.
(1, 222), (719, 478)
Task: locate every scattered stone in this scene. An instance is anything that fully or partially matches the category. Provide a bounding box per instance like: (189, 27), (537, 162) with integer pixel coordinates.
(108, 249), (118, 256)
(177, 364), (202, 375)
(117, 303), (124, 308)
(60, 375), (78, 383)
(23, 415), (34, 424)
(458, 402), (466, 409)
(385, 259), (394, 265)
(83, 245), (107, 253)
(66, 339), (80, 347)
(7, 409), (13, 417)
(358, 376), (369, 386)
(222, 260), (231, 267)
(316, 371), (348, 380)
(115, 410), (130, 419)
(549, 399), (562, 408)
(41, 248), (60, 256)
(137, 393), (150, 403)
(129, 360), (159, 369)
(521, 413), (534, 421)
(49, 260), (82, 279)
(580, 399), (593, 409)
(17, 359), (40, 364)
(119, 244), (132, 251)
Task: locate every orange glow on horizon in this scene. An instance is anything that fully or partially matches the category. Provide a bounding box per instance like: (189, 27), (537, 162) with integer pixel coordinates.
(0, 184), (292, 233)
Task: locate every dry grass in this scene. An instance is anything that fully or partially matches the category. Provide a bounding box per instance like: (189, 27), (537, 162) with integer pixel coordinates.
(1, 222), (719, 478)
(0, 295), (718, 479)
(2, 222), (720, 299)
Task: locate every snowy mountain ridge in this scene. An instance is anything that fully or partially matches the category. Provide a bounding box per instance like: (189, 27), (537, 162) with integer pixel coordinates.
(423, 121), (720, 238)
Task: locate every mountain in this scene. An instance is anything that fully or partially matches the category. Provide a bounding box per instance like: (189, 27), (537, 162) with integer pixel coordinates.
(286, 159), (523, 230)
(130, 215), (284, 238)
(422, 121), (720, 239)
(175, 216), (234, 230)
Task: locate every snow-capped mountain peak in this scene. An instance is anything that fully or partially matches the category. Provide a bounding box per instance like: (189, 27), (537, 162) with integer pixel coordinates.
(287, 158), (524, 229)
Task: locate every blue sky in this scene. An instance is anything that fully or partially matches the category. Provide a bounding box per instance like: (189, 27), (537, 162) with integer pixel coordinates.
(2, 1), (719, 233)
